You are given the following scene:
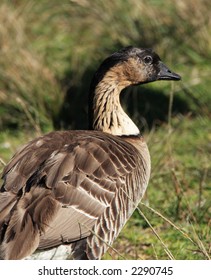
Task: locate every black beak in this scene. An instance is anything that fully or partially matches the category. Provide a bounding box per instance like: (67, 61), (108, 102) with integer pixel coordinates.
(157, 61), (181, 81)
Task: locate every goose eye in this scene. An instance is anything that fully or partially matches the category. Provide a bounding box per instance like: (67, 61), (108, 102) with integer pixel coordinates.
(144, 55), (153, 64)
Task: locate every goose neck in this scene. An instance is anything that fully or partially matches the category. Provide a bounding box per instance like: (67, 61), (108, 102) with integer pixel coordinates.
(89, 73), (140, 136)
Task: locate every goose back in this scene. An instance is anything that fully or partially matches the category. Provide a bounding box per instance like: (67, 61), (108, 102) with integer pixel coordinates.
(0, 130), (150, 259)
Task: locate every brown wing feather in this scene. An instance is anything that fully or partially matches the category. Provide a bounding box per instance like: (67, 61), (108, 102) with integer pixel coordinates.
(0, 130), (149, 259)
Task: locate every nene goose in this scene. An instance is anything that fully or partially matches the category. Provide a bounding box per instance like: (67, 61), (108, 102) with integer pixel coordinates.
(0, 46), (180, 260)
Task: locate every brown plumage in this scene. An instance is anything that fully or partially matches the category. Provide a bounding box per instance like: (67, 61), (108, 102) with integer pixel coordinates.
(0, 46), (181, 260)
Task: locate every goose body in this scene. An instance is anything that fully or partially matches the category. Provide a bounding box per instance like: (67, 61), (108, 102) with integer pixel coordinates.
(0, 46), (180, 259)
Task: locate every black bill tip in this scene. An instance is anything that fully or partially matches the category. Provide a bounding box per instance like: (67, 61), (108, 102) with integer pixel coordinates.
(157, 61), (181, 81)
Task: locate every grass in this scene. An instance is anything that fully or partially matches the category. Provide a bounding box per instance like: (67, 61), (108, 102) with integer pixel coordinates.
(0, 0), (211, 260)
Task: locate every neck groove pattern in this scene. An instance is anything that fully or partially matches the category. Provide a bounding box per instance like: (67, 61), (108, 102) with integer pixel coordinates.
(90, 74), (140, 136)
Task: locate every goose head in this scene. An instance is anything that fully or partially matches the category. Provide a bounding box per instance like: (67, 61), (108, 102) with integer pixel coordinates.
(91, 46), (181, 90)
(92, 46), (181, 88)
(89, 46), (181, 135)
(125, 46), (181, 84)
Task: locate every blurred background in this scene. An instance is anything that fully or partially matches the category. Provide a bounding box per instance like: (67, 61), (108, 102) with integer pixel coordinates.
(0, 0), (210, 259)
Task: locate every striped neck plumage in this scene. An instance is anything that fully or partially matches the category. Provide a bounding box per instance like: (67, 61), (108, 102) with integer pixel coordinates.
(89, 72), (140, 136)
